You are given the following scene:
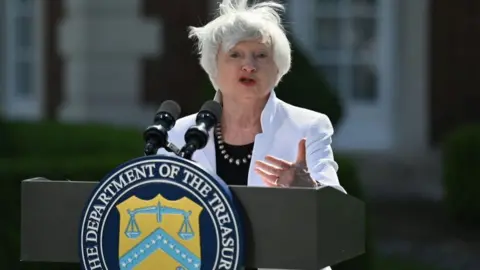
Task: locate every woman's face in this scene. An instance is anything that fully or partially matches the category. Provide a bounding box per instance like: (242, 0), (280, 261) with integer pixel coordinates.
(215, 39), (278, 100)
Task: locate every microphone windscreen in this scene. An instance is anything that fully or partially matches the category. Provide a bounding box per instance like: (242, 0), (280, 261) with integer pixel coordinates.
(157, 100), (181, 120)
(199, 100), (222, 122)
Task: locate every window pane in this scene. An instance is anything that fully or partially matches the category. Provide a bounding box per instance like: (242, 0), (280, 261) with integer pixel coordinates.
(17, 0), (34, 13)
(352, 65), (377, 101)
(15, 16), (33, 48)
(15, 61), (33, 96)
(351, 0), (376, 4)
(350, 18), (376, 51)
(316, 0), (342, 7)
(0, 13), (3, 90)
(19, 0), (34, 6)
(316, 18), (342, 49)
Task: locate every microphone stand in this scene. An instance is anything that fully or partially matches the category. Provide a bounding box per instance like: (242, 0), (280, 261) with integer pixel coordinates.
(178, 143), (198, 160)
(166, 142), (181, 156)
(143, 140), (182, 157)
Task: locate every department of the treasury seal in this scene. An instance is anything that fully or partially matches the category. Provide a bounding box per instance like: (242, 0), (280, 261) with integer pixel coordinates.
(79, 155), (244, 270)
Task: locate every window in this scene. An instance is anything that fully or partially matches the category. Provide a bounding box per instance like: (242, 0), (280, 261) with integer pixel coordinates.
(0, 1), (5, 93)
(6, 0), (35, 98)
(289, 0), (397, 149)
(315, 0), (378, 102)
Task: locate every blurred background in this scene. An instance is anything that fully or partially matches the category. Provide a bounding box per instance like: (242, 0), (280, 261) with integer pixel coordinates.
(1, 0), (479, 269)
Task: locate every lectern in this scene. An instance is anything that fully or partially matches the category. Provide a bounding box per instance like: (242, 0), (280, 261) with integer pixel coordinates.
(21, 176), (364, 269)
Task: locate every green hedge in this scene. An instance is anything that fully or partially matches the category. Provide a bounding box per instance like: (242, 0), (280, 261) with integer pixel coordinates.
(1, 120), (142, 158)
(1, 121), (367, 269)
(332, 156), (374, 270)
(442, 124), (480, 225)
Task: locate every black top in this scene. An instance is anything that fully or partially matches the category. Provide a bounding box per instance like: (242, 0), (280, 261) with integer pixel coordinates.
(214, 133), (257, 270)
(214, 134), (254, 186)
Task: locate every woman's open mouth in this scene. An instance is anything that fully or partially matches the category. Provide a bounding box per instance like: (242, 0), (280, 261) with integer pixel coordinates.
(239, 77), (256, 86)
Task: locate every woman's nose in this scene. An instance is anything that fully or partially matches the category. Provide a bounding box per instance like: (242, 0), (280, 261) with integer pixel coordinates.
(241, 64), (256, 73)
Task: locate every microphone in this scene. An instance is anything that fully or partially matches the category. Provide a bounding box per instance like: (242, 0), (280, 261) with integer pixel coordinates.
(180, 100), (222, 160)
(143, 100), (181, 156)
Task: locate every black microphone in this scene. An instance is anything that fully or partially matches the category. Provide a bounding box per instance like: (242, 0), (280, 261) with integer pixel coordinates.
(143, 100), (181, 156)
(180, 100), (222, 160)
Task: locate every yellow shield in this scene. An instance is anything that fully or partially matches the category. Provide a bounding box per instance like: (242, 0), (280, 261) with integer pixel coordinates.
(116, 195), (203, 270)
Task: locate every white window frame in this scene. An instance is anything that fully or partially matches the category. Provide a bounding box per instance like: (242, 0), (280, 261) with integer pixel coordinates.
(4, 0), (44, 120)
(289, 0), (398, 150)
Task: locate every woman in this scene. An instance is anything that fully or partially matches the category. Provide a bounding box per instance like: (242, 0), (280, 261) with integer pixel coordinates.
(158, 0), (346, 269)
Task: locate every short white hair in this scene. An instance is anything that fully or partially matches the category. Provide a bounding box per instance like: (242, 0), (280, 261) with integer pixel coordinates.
(188, 0), (292, 90)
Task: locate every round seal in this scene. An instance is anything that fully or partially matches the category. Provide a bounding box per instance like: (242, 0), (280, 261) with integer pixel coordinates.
(79, 155), (244, 270)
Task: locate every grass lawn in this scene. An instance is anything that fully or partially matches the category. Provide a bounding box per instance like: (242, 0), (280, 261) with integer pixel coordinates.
(376, 255), (448, 270)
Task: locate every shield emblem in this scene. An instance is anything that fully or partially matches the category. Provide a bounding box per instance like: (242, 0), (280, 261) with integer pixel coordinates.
(116, 195), (203, 270)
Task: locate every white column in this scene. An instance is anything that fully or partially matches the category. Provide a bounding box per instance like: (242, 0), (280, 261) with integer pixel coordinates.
(58, 0), (162, 127)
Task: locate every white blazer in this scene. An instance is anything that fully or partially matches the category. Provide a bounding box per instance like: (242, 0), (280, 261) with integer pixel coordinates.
(158, 90), (345, 192)
(157, 90), (346, 270)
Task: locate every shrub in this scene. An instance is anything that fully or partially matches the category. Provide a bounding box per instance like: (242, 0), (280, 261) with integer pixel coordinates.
(442, 124), (480, 225)
(1, 121), (142, 158)
(332, 155), (374, 270)
(0, 117), (15, 157)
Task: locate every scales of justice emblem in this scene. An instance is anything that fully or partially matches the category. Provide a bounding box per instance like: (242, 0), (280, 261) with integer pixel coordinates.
(116, 195), (203, 270)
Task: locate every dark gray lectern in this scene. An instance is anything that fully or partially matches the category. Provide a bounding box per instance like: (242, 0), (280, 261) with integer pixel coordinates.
(21, 178), (365, 269)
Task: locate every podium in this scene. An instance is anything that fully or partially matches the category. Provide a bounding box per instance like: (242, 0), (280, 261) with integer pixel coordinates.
(20, 178), (365, 269)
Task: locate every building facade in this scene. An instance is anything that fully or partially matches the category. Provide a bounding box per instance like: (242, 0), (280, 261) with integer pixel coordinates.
(0, 0), (478, 157)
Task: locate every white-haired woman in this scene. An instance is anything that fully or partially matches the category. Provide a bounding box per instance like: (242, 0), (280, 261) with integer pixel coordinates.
(158, 1), (345, 269)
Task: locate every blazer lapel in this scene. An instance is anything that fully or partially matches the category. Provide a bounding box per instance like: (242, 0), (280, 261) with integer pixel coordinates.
(247, 91), (280, 187)
(247, 132), (274, 186)
(198, 90), (280, 186)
